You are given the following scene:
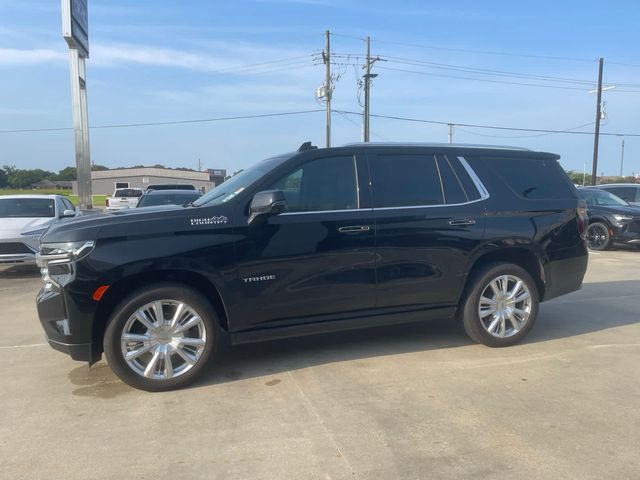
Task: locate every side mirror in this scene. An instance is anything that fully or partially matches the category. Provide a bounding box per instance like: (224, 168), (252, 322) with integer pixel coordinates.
(248, 190), (286, 224)
(61, 209), (76, 218)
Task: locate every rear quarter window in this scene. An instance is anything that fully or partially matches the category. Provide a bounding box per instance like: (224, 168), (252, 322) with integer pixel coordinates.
(482, 157), (574, 199)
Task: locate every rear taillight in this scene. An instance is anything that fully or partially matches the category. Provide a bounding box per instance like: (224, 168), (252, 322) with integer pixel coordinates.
(105, 198), (109, 207)
(577, 199), (588, 238)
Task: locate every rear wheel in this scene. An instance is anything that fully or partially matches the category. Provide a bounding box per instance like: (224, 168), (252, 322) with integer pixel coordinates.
(586, 222), (611, 251)
(104, 284), (219, 391)
(460, 263), (539, 347)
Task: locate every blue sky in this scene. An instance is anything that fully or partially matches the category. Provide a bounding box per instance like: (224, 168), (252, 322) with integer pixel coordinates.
(1, 0), (639, 176)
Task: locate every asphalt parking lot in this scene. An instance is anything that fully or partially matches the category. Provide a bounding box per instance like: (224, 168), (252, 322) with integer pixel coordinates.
(1, 250), (639, 480)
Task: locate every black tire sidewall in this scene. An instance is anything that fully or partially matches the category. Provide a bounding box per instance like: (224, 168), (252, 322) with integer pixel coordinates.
(586, 222), (611, 251)
(104, 284), (219, 392)
(461, 263), (539, 347)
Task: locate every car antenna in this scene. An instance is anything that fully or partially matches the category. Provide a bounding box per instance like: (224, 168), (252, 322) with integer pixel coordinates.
(297, 141), (318, 152)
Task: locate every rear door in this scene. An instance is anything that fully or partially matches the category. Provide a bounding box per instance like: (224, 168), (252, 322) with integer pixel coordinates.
(369, 150), (487, 309)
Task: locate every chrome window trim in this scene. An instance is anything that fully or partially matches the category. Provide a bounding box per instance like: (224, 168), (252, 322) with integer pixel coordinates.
(279, 155), (490, 215)
(458, 156), (490, 200)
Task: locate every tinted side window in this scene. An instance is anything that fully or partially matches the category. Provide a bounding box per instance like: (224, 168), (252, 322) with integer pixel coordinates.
(369, 154), (444, 208)
(270, 156), (357, 212)
(484, 157), (573, 199)
(603, 186), (635, 202)
(436, 155), (468, 204)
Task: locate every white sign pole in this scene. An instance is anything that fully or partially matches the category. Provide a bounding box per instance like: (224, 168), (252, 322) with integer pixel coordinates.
(62, 0), (92, 209)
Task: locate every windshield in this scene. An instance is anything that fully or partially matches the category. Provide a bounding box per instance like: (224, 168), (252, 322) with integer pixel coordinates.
(114, 189), (143, 197)
(0, 198), (55, 218)
(580, 189), (629, 207)
(138, 192), (201, 207)
(193, 153), (293, 207)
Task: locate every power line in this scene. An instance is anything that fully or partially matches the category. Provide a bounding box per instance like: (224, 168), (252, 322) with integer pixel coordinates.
(377, 65), (591, 91)
(333, 110), (640, 137)
(363, 37), (596, 63)
(456, 122), (595, 139)
(382, 56), (598, 86)
(0, 110), (325, 134)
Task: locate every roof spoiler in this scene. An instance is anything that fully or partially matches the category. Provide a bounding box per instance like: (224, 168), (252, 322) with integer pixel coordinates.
(298, 141), (318, 152)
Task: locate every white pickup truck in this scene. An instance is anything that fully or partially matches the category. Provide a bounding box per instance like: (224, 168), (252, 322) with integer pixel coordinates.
(105, 188), (144, 211)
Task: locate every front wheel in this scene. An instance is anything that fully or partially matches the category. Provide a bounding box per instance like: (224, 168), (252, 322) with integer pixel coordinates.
(460, 263), (539, 347)
(104, 284), (219, 391)
(586, 222), (611, 251)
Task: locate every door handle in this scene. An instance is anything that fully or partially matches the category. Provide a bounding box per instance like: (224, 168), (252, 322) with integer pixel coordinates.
(338, 225), (371, 233)
(448, 218), (476, 226)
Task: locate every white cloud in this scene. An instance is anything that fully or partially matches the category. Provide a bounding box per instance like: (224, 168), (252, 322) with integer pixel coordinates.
(0, 48), (66, 66)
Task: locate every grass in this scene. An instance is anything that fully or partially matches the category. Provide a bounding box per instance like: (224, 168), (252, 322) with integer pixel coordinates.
(0, 189), (107, 207)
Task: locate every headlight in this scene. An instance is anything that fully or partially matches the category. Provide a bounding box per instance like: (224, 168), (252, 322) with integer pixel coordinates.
(37, 241), (95, 266)
(613, 214), (633, 222)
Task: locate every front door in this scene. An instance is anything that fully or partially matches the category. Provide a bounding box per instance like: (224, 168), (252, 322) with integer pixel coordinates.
(232, 154), (376, 331)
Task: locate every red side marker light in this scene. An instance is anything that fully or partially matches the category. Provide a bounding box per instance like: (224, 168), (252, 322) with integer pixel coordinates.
(92, 285), (110, 301)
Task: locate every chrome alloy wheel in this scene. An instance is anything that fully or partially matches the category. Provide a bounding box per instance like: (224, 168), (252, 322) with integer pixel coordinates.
(478, 275), (532, 338)
(120, 300), (207, 380)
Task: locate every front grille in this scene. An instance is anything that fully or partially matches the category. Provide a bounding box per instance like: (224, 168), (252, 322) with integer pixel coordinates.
(0, 242), (34, 254)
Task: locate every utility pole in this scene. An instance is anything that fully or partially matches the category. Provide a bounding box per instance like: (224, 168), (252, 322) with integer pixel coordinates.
(591, 57), (604, 186)
(448, 124), (454, 144)
(363, 36), (371, 142)
(620, 137), (625, 177)
(324, 30), (332, 148)
(362, 36), (383, 142)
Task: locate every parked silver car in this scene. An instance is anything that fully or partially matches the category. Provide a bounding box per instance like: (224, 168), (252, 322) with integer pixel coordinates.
(0, 195), (80, 267)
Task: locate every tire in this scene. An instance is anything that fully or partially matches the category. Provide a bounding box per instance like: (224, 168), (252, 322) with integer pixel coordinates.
(104, 284), (219, 392)
(586, 222), (611, 251)
(459, 263), (539, 347)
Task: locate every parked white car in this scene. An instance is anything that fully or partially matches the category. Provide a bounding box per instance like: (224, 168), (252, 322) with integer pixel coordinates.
(0, 195), (80, 267)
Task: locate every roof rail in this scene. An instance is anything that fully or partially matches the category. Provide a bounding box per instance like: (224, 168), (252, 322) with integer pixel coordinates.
(298, 141), (318, 152)
(340, 142), (530, 151)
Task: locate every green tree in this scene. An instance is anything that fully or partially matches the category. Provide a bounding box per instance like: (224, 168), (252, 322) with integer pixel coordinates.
(53, 166), (77, 181)
(91, 164), (108, 171)
(566, 170), (592, 186)
(6, 168), (54, 188)
(0, 166), (7, 188)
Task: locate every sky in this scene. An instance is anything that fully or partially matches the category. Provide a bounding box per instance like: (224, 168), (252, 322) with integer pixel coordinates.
(1, 0), (639, 176)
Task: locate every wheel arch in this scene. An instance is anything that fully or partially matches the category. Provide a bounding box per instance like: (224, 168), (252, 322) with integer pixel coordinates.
(91, 269), (230, 361)
(461, 246), (546, 305)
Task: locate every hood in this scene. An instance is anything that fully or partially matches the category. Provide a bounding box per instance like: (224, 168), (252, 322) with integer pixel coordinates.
(589, 204), (640, 217)
(41, 203), (230, 243)
(0, 217), (55, 239)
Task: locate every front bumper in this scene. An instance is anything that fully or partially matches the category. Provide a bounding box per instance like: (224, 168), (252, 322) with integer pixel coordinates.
(37, 267), (98, 363)
(0, 237), (38, 266)
(0, 252), (36, 266)
(612, 221), (640, 245)
(47, 337), (92, 361)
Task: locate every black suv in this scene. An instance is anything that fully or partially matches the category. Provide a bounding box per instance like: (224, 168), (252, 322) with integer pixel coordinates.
(36, 143), (588, 391)
(578, 187), (640, 250)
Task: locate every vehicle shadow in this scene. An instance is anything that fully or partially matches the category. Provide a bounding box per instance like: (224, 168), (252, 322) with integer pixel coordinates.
(192, 279), (640, 390)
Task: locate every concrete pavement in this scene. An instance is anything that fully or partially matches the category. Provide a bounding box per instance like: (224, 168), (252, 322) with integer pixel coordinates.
(1, 250), (639, 479)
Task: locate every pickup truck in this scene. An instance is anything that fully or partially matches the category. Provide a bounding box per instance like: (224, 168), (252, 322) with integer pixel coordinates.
(105, 188), (143, 211)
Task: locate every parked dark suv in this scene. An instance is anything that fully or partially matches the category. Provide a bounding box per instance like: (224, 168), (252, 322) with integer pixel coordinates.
(577, 187), (640, 250)
(36, 143), (588, 391)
